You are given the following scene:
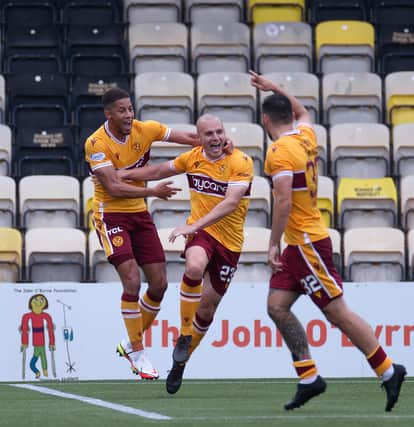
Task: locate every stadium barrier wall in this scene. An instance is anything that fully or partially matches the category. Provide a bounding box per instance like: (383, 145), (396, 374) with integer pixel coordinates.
(0, 282), (413, 381)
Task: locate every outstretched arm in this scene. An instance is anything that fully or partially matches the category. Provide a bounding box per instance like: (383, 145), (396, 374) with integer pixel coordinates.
(249, 70), (312, 124)
(169, 185), (248, 242)
(167, 129), (200, 147)
(117, 161), (177, 182)
(95, 165), (180, 200)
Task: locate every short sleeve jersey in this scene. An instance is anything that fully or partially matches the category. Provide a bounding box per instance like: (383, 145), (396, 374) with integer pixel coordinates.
(264, 124), (328, 245)
(85, 119), (169, 213)
(173, 147), (253, 252)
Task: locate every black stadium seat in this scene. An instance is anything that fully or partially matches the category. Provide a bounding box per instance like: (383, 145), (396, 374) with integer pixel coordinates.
(308, 0), (369, 24)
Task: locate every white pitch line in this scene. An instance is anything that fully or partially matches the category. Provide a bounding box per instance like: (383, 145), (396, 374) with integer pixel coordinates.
(10, 383), (171, 421)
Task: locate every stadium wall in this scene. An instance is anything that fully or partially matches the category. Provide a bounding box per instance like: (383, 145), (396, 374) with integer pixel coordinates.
(1, 282), (413, 382)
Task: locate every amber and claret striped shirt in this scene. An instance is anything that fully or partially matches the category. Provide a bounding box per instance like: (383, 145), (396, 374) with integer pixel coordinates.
(264, 123), (328, 245)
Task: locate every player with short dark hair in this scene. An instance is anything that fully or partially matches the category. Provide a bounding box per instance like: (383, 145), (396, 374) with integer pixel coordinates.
(85, 88), (199, 380)
(250, 70), (406, 412)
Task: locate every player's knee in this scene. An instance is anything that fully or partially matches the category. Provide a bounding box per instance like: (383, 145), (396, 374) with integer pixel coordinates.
(184, 261), (204, 281)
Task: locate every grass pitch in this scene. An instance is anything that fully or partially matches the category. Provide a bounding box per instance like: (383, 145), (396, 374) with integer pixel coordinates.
(0, 378), (413, 427)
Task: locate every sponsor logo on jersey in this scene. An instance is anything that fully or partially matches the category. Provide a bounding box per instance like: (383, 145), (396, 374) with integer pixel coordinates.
(108, 226), (123, 235)
(90, 152), (106, 161)
(187, 174), (227, 196)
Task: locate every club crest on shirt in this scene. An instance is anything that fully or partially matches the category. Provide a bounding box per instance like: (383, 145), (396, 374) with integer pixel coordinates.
(219, 164), (226, 174)
(194, 161), (200, 169)
(132, 143), (141, 151)
(112, 236), (124, 247)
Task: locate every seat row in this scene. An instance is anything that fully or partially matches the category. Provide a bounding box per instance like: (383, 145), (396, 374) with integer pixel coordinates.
(121, 1), (414, 26)
(128, 20), (414, 76)
(1, 225), (413, 283)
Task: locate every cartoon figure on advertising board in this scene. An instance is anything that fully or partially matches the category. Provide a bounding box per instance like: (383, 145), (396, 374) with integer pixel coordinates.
(19, 294), (56, 379)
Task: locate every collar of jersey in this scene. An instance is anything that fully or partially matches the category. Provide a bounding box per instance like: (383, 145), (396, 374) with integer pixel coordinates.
(279, 128), (300, 137)
(104, 121), (129, 145)
(202, 149), (226, 162)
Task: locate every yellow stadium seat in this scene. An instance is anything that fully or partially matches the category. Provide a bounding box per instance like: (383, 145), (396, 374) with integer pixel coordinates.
(316, 20), (375, 73)
(317, 176), (334, 228)
(344, 227), (405, 281)
(385, 72), (414, 125)
(0, 227), (22, 282)
(400, 175), (414, 231)
(393, 123), (414, 177)
(330, 123), (390, 179)
(249, 0), (305, 24)
(337, 177), (398, 230)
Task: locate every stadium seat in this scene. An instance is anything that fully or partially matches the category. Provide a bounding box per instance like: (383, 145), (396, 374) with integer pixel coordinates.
(2, 2), (57, 27)
(4, 25), (62, 73)
(0, 227), (22, 282)
(14, 127), (77, 177)
(315, 21), (375, 73)
(246, 176), (271, 227)
(123, 0), (182, 24)
(75, 106), (105, 132)
(314, 124), (327, 176)
(7, 73), (69, 128)
(197, 72), (256, 122)
(25, 228), (86, 282)
(322, 72), (382, 125)
(61, 1), (121, 25)
(88, 230), (118, 282)
(377, 24), (414, 74)
(233, 226), (271, 283)
(129, 23), (188, 74)
(150, 124), (197, 164)
(309, 0), (369, 24)
(0, 176), (16, 227)
(0, 124), (12, 176)
(344, 227), (405, 282)
(371, 0), (414, 25)
(330, 123), (390, 179)
(248, 0), (305, 24)
(327, 227), (342, 275)
(157, 227), (185, 282)
(393, 123), (414, 177)
(191, 23), (250, 74)
(400, 175), (414, 230)
(317, 175), (334, 228)
(19, 175), (80, 229)
(147, 174), (190, 228)
(185, 0), (244, 23)
(253, 22), (312, 73)
(82, 176), (94, 230)
(0, 75), (5, 123)
(135, 73), (194, 123)
(385, 71), (414, 125)
(408, 229), (414, 279)
(223, 122), (264, 175)
(337, 177), (398, 229)
(260, 72), (319, 122)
